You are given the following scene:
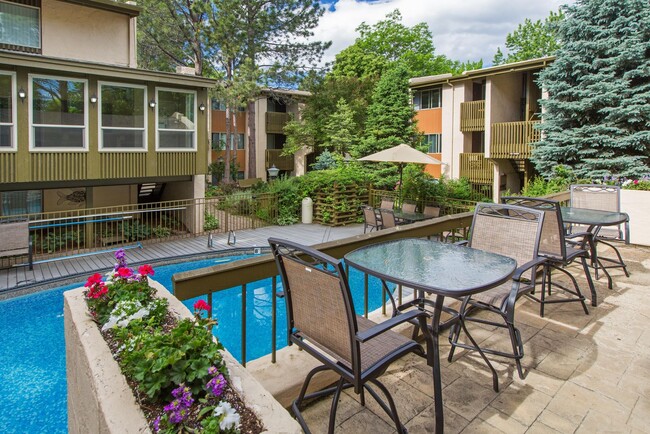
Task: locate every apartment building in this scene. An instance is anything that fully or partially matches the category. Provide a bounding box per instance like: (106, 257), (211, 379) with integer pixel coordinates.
(0, 0), (215, 217)
(210, 89), (310, 181)
(410, 57), (554, 200)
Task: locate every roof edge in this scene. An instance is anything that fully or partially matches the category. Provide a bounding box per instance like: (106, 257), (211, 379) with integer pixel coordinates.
(58, 0), (141, 17)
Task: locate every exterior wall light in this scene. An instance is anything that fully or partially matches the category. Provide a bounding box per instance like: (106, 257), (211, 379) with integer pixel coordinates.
(90, 94), (98, 104)
(18, 88), (26, 102)
(149, 99), (156, 109)
(267, 164), (280, 181)
(199, 103), (206, 112)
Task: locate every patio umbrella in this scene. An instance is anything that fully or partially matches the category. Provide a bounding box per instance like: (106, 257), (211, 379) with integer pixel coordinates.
(359, 143), (442, 201)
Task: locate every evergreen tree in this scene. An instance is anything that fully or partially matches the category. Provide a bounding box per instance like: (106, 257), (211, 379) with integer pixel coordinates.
(359, 63), (418, 157)
(323, 98), (359, 155)
(533, 0), (650, 178)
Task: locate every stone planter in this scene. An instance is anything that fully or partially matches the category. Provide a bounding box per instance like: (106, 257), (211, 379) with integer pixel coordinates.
(64, 281), (302, 434)
(620, 189), (650, 246)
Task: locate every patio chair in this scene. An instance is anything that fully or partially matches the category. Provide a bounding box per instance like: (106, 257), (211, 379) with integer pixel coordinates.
(269, 238), (430, 434)
(378, 208), (398, 229)
(361, 205), (381, 233)
(570, 184), (629, 280)
(401, 201), (417, 214)
(502, 196), (593, 317)
(379, 197), (395, 210)
(448, 203), (547, 380)
(423, 205), (441, 218)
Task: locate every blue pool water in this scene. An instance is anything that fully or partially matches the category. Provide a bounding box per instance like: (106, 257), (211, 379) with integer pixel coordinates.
(0, 253), (389, 433)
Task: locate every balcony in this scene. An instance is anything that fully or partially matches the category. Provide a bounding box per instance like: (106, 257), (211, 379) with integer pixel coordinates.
(459, 152), (494, 185)
(265, 149), (294, 171)
(490, 120), (541, 159)
(460, 100), (485, 132)
(266, 112), (291, 134)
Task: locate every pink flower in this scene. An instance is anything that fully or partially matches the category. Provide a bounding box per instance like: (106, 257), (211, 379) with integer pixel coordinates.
(193, 300), (210, 312)
(138, 264), (155, 276)
(634, 180), (639, 185)
(117, 267), (133, 278)
(85, 273), (103, 287)
(88, 282), (108, 299)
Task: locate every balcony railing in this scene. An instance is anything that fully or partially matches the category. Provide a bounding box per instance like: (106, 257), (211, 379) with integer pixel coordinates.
(459, 153), (494, 185)
(460, 100), (485, 132)
(265, 112), (290, 134)
(265, 149), (294, 171)
(490, 120), (541, 159)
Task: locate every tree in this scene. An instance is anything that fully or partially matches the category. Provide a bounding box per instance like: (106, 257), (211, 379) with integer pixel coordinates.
(532, 0), (650, 178)
(323, 98), (359, 155)
(493, 10), (564, 65)
(360, 63), (419, 157)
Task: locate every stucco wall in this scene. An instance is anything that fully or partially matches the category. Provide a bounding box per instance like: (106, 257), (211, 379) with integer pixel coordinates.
(42, 0), (134, 67)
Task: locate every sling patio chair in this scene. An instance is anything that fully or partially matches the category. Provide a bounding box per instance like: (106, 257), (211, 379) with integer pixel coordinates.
(378, 208), (398, 229)
(448, 203), (547, 380)
(423, 205), (441, 218)
(379, 196), (395, 210)
(269, 238), (431, 434)
(401, 201), (417, 214)
(361, 205), (381, 233)
(502, 196), (594, 317)
(570, 184), (630, 281)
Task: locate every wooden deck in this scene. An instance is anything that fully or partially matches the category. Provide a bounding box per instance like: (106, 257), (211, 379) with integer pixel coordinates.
(0, 223), (364, 294)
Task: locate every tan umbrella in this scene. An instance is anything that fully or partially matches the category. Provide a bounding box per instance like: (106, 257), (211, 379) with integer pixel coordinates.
(359, 144), (442, 201)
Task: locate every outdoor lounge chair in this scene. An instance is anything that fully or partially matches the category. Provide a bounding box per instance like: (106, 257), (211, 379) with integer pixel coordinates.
(361, 205), (381, 233)
(448, 203), (547, 380)
(502, 196), (593, 317)
(269, 238), (430, 434)
(570, 184), (629, 280)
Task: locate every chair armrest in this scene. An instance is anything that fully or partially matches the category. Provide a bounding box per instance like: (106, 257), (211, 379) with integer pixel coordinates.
(356, 310), (425, 343)
(512, 257), (548, 281)
(454, 240), (469, 247)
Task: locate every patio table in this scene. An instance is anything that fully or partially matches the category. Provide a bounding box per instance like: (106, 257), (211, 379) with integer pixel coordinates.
(561, 206), (630, 296)
(345, 238), (517, 434)
(393, 210), (431, 223)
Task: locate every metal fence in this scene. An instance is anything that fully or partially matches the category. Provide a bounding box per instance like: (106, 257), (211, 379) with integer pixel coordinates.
(0, 193), (278, 265)
(368, 189), (479, 215)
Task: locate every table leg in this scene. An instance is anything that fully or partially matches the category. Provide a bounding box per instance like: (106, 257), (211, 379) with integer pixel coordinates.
(430, 295), (445, 434)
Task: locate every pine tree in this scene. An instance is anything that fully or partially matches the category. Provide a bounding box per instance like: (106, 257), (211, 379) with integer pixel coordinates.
(323, 98), (359, 156)
(359, 63), (418, 157)
(533, 0), (650, 178)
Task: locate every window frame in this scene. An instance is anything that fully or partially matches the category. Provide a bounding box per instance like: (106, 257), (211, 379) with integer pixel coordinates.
(413, 87), (442, 110)
(212, 132), (245, 150)
(29, 73), (89, 152)
(155, 87), (197, 152)
(0, 0), (42, 53)
(424, 133), (442, 153)
(0, 70), (17, 152)
(98, 81), (148, 152)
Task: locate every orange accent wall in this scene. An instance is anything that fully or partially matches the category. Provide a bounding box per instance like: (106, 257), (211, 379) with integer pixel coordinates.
(211, 150), (247, 169)
(211, 110), (247, 133)
(415, 108), (442, 133)
(424, 153), (442, 178)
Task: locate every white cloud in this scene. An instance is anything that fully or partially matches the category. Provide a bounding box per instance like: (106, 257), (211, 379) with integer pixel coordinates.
(313, 0), (573, 67)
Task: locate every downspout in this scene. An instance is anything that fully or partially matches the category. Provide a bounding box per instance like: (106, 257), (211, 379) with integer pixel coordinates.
(444, 79), (455, 178)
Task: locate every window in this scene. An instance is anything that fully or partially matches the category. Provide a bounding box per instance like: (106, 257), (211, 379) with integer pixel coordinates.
(31, 75), (87, 150)
(424, 134), (441, 153)
(0, 72), (15, 149)
(413, 87), (441, 110)
(157, 89), (196, 150)
(99, 83), (146, 150)
(267, 133), (286, 150)
(0, 1), (41, 52)
(210, 99), (244, 111)
(1, 190), (41, 216)
(212, 132), (244, 150)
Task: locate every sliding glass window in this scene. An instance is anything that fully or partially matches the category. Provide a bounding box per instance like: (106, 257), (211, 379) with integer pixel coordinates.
(0, 72), (15, 149)
(100, 83), (146, 150)
(0, 1), (41, 51)
(31, 75), (87, 150)
(157, 88), (196, 150)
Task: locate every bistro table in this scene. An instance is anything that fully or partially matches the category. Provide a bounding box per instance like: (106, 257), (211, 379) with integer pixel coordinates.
(344, 238), (517, 434)
(561, 206), (629, 296)
(393, 210), (431, 223)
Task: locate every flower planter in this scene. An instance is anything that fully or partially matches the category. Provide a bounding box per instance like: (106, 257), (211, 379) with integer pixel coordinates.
(64, 280), (301, 434)
(620, 189), (650, 246)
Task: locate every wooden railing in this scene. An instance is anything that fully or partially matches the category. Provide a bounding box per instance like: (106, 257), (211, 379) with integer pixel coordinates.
(265, 112), (290, 134)
(490, 120), (541, 159)
(265, 149), (294, 171)
(459, 153), (494, 185)
(460, 100), (485, 132)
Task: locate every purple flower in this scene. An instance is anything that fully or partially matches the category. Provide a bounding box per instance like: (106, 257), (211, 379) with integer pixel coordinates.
(208, 366), (218, 376)
(206, 374), (226, 397)
(153, 416), (161, 432)
(161, 385), (194, 425)
(115, 249), (126, 260)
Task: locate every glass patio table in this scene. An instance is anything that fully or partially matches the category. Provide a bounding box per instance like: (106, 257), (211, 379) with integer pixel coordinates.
(345, 238), (517, 434)
(561, 206), (630, 296)
(393, 210), (431, 223)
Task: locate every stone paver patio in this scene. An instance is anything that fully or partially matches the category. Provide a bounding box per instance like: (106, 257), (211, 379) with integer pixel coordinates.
(300, 242), (650, 433)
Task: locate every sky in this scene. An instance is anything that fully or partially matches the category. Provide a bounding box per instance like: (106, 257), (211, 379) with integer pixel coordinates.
(313, 0), (574, 67)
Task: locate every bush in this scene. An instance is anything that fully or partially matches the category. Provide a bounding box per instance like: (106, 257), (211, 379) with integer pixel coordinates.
(152, 226), (172, 238)
(203, 212), (220, 231)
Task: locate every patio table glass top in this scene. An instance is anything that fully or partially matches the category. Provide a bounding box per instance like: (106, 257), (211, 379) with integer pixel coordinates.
(392, 210), (431, 223)
(561, 206), (629, 226)
(344, 238), (517, 297)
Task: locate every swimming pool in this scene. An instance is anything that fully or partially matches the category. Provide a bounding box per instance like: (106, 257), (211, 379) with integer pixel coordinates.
(0, 252), (390, 433)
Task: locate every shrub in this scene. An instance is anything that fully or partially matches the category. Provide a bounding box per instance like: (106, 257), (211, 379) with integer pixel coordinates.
(203, 212), (220, 231)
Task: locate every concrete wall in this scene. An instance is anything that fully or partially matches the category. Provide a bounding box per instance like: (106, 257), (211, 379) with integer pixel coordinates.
(160, 176), (205, 233)
(42, 0), (135, 67)
(254, 97), (268, 180)
(441, 82), (471, 179)
(488, 73), (522, 124)
(64, 283), (301, 434)
(89, 185), (138, 208)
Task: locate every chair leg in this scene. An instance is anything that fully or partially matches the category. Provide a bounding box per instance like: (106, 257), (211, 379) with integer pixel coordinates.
(327, 378), (346, 434)
(447, 322), (461, 362)
(506, 321), (525, 379)
(581, 256), (597, 307)
(366, 379), (407, 434)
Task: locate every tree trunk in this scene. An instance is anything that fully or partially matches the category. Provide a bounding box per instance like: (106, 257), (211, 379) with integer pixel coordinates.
(224, 105), (232, 183)
(247, 100), (256, 178)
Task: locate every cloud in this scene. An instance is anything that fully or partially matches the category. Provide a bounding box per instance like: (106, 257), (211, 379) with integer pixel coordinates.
(312, 0), (573, 66)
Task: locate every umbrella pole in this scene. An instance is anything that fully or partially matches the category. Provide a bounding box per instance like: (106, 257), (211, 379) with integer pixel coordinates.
(398, 164), (403, 206)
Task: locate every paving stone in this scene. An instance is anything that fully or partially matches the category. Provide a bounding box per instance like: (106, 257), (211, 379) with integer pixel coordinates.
(405, 404), (470, 434)
(489, 383), (552, 426)
(536, 409), (581, 433)
(477, 405), (528, 434)
(442, 376), (497, 420)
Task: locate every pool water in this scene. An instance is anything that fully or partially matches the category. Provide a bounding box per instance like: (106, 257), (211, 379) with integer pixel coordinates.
(0, 253), (390, 433)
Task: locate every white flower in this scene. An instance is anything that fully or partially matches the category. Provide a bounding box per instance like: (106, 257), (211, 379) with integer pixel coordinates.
(623, 179), (633, 187)
(101, 300), (150, 331)
(214, 401), (240, 431)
